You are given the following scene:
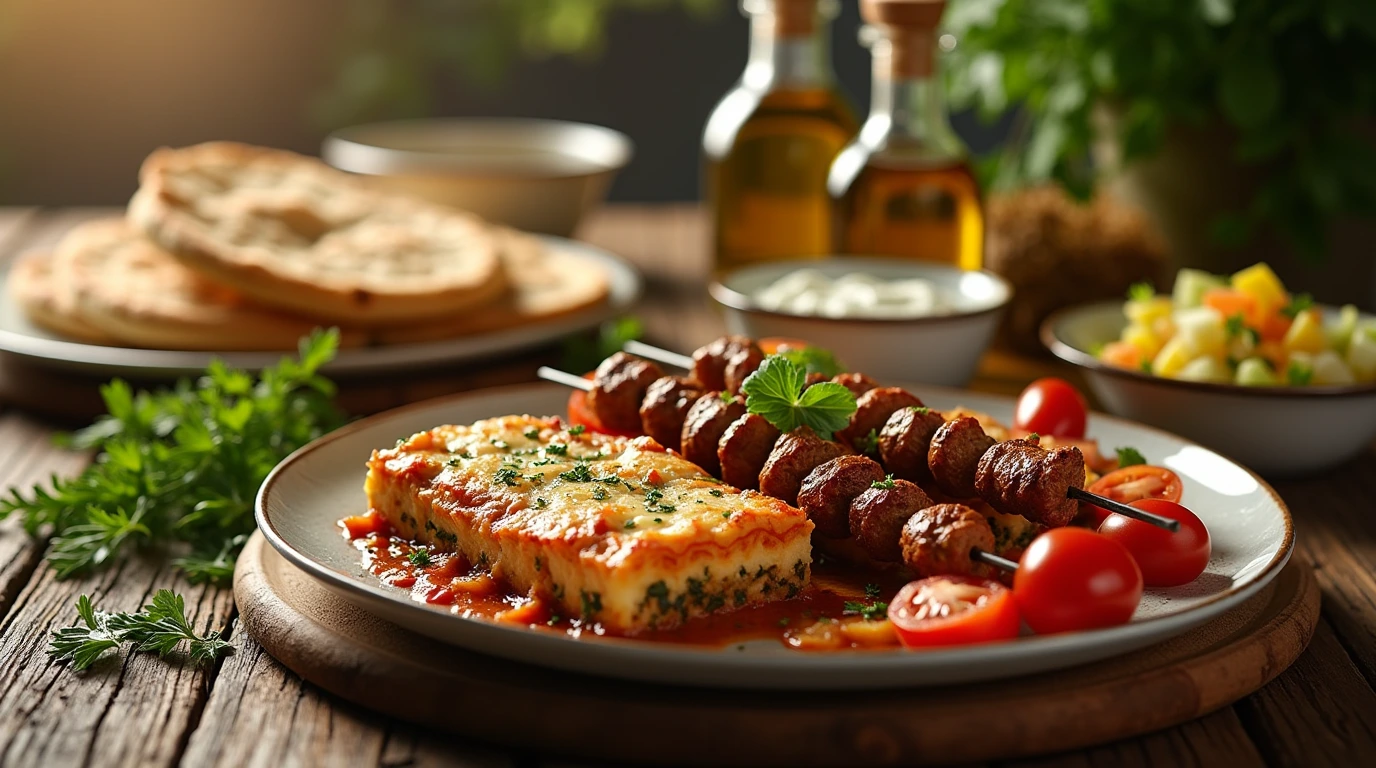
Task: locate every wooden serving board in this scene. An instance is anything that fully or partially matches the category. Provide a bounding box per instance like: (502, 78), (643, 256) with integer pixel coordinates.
(235, 532), (1319, 766)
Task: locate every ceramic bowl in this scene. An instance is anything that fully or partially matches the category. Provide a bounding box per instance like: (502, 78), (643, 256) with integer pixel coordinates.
(709, 259), (1012, 387)
(1043, 300), (1376, 477)
(322, 118), (633, 236)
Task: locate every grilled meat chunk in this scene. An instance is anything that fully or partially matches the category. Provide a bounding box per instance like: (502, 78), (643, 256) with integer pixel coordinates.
(639, 376), (702, 452)
(723, 345), (766, 394)
(587, 352), (663, 433)
(692, 336), (762, 393)
(758, 427), (850, 505)
(900, 504), (996, 578)
(835, 387), (924, 449)
(974, 437), (1084, 527)
(797, 455), (886, 538)
(848, 479), (934, 562)
(718, 414), (781, 490)
(928, 417), (997, 498)
(831, 372), (879, 398)
(878, 405), (946, 483)
(679, 393), (745, 477)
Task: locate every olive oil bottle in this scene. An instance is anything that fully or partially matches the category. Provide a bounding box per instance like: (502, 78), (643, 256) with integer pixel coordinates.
(703, 0), (858, 272)
(828, 0), (983, 269)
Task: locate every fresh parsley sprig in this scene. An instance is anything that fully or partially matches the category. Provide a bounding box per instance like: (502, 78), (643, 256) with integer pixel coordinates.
(1115, 446), (1147, 468)
(0, 330), (346, 581)
(48, 591), (232, 671)
(739, 356), (857, 440)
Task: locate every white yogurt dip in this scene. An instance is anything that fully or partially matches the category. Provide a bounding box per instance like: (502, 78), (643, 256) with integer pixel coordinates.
(752, 269), (952, 319)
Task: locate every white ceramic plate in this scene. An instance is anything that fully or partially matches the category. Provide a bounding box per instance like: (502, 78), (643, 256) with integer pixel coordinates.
(0, 236), (640, 379)
(255, 384), (1293, 690)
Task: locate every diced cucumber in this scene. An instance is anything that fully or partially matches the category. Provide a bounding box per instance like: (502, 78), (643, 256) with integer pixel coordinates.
(1172, 268), (1227, 309)
(1312, 350), (1356, 386)
(1176, 356), (1232, 383)
(1347, 324), (1376, 381)
(1327, 304), (1360, 355)
(1235, 357), (1279, 386)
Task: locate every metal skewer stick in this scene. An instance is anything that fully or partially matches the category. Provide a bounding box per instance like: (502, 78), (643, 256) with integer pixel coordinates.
(623, 340), (694, 370)
(537, 366), (592, 392)
(970, 548), (1019, 573)
(1067, 486), (1180, 532)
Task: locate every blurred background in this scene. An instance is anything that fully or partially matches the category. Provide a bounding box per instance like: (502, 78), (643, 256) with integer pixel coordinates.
(1, 0), (1372, 306)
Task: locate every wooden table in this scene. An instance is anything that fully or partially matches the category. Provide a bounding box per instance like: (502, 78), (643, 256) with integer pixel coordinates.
(0, 206), (1372, 767)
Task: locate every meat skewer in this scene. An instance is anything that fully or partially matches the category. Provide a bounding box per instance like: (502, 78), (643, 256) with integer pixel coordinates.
(541, 342), (1180, 533)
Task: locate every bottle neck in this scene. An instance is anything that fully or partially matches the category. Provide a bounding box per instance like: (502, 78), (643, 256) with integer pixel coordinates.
(861, 30), (961, 157)
(742, 0), (835, 91)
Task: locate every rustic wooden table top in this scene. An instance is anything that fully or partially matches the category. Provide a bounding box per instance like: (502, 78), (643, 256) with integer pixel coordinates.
(0, 205), (1372, 767)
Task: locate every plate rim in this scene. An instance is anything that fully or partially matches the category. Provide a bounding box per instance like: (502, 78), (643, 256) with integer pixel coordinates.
(0, 235), (641, 377)
(253, 381), (1295, 684)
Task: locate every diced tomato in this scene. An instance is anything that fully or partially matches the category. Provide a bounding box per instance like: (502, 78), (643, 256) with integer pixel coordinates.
(1203, 288), (1261, 328)
(1258, 311), (1294, 343)
(887, 576), (1022, 648)
(340, 510), (392, 539)
(1099, 341), (1144, 371)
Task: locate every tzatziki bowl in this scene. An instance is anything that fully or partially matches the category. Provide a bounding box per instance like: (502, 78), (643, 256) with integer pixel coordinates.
(710, 258), (1011, 387)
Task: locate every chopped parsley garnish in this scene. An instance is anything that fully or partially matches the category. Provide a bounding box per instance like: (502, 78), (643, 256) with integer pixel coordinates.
(1281, 293), (1314, 319)
(719, 390), (735, 403)
(644, 488), (664, 505)
(493, 467), (521, 487)
(864, 583), (881, 600)
(1128, 281), (1155, 302)
(406, 548), (432, 567)
(740, 355), (857, 440)
(490, 439), (509, 450)
(776, 345), (843, 377)
(1225, 314), (1262, 345)
(558, 464), (594, 482)
(853, 428), (879, 457)
(721, 512), (732, 519)
(1027, 432), (1041, 443)
(911, 405), (931, 415)
(871, 474), (896, 490)
(1287, 359), (1314, 386)
(1139, 359), (1154, 373)
(568, 425), (586, 436)
(708, 489), (724, 497)
(579, 590), (603, 617)
(545, 443), (568, 456)
(654, 517), (663, 523)
(592, 486), (608, 501)
(658, 503), (676, 512)
(843, 599), (888, 621)
(1115, 446), (1147, 468)
(624, 520), (637, 529)
(524, 427), (539, 440)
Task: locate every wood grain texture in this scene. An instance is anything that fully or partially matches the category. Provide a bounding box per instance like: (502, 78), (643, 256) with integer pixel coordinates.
(0, 206), (1372, 767)
(234, 531), (1318, 767)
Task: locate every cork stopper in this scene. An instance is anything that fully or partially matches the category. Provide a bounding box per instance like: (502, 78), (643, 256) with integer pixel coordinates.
(861, 0), (946, 78)
(773, 0), (819, 38)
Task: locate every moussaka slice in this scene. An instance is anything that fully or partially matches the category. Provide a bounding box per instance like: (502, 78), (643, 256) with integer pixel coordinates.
(364, 415), (813, 633)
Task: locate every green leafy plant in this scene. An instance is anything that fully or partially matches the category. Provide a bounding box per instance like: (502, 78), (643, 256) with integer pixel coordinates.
(49, 591), (232, 671)
(0, 330), (346, 582)
(740, 355), (857, 440)
(944, 0), (1376, 256)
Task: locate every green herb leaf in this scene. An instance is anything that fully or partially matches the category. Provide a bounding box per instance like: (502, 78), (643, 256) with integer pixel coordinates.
(739, 356), (858, 439)
(49, 590), (232, 671)
(1286, 359), (1314, 386)
(776, 345), (844, 377)
(1281, 293), (1314, 319)
(842, 599), (889, 621)
(1115, 446), (1147, 468)
(871, 475), (896, 490)
(407, 547), (432, 567)
(1128, 282), (1155, 302)
(0, 329), (345, 581)
(852, 428), (880, 457)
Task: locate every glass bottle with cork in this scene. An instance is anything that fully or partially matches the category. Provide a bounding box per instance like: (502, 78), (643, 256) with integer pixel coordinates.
(703, 0), (858, 272)
(828, 0), (983, 269)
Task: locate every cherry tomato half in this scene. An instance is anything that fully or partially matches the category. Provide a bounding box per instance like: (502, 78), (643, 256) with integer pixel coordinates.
(1099, 499), (1211, 588)
(566, 386), (639, 439)
(1083, 465), (1183, 525)
(1013, 527), (1143, 635)
(1014, 378), (1088, 439)
(887, 575), (1022, 648)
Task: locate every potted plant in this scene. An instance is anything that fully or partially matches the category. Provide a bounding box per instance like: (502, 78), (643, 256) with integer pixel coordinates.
(943, 0), (1376, 306)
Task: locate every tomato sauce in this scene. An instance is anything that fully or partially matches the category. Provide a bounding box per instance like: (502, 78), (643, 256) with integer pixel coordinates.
(340, 512), (906, 651)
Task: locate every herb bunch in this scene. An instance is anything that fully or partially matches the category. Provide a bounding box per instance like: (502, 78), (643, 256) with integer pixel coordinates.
(944, 0), (1376, 256)
(0, 330), (346, 582)
(49, 591), (232, 671)
(740, 355), (858, 440)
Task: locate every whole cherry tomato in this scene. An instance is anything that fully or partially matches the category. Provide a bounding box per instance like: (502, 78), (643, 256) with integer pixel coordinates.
(1099, 499), (1211, 587)
(887, 576), (1022, 648)
(1014, 378), (1088, 439)
(1084, 465), (1183, 525)
(1013, 527), (1143, 634)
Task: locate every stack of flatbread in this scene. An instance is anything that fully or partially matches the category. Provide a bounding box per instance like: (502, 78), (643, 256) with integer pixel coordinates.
(8, 142), (610, 350)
